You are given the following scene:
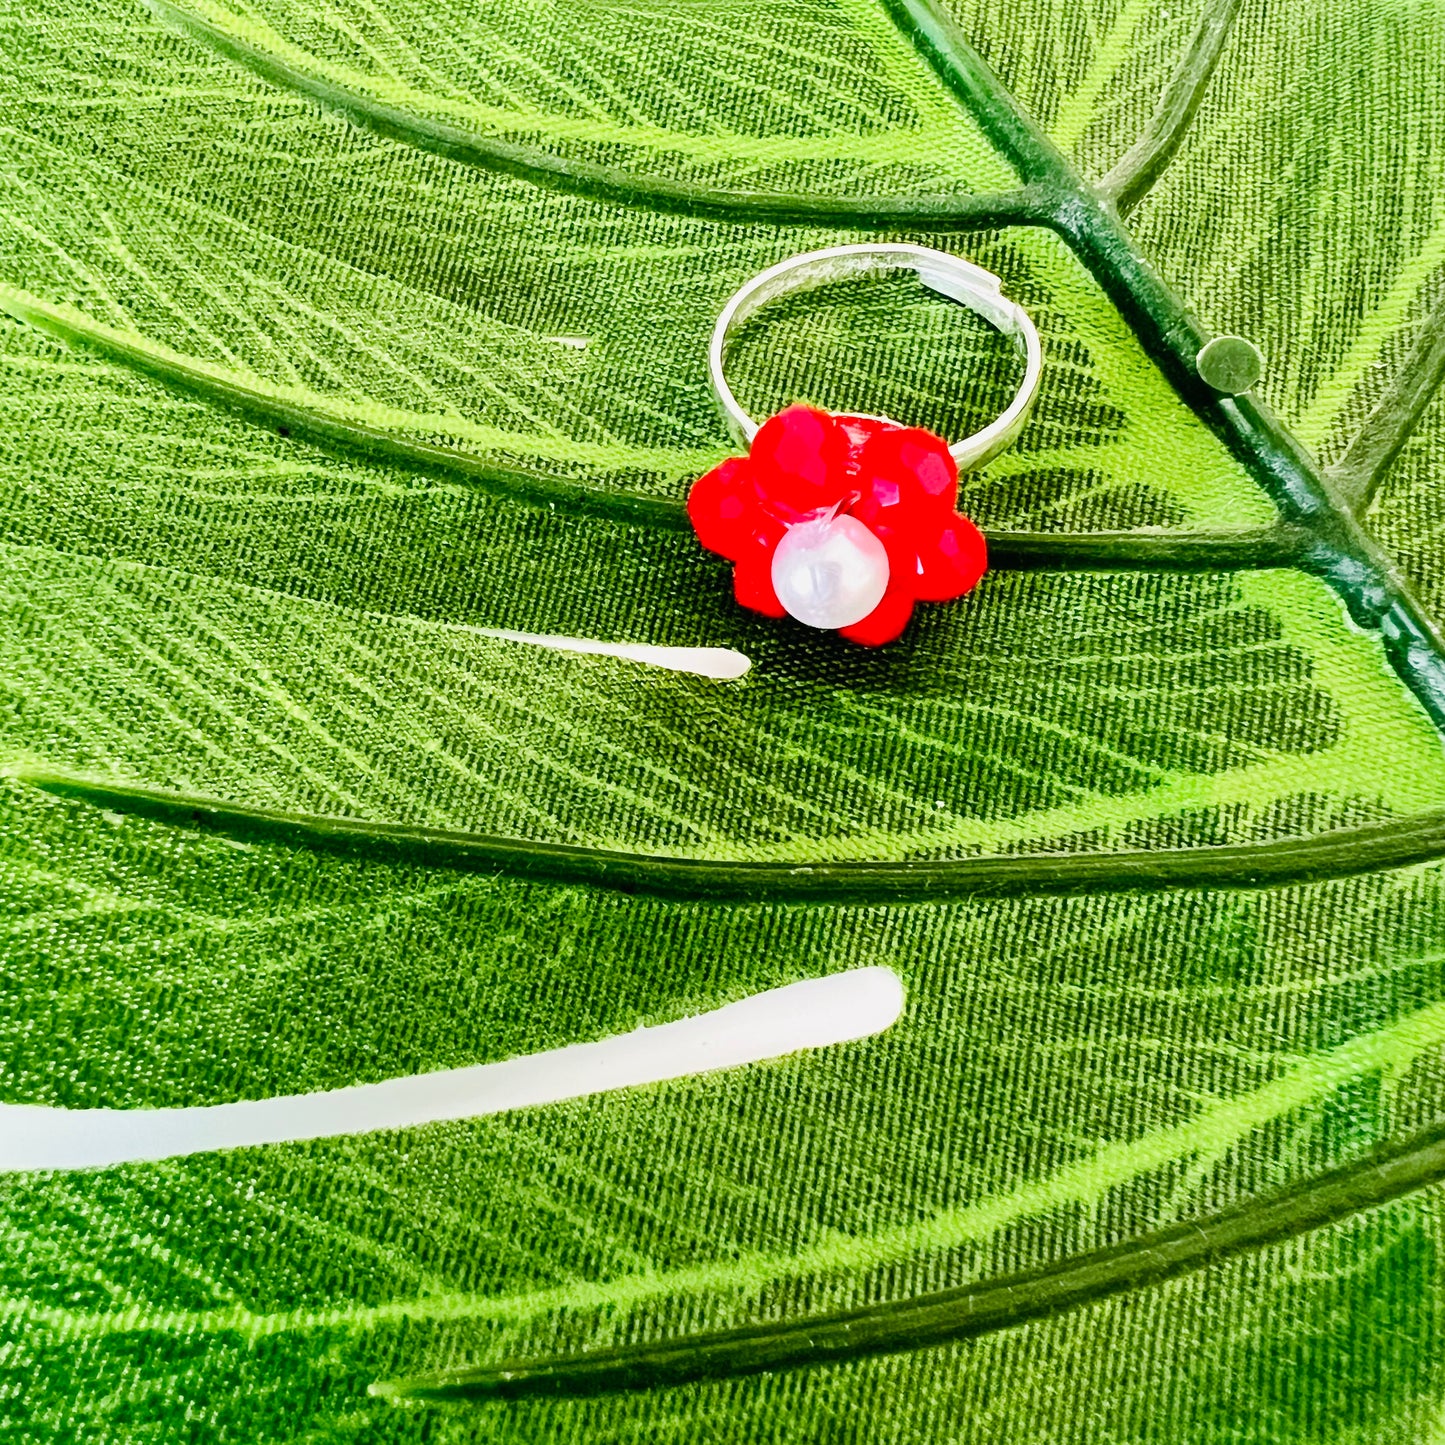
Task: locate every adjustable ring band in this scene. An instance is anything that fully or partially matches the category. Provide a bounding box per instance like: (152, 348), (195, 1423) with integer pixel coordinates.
(708, 243), (1043, 473)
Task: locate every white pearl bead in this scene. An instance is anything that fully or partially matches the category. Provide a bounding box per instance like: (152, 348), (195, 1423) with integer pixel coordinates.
(771, 514), (890, 630)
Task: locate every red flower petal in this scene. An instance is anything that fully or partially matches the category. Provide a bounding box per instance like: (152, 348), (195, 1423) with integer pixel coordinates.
(732, 549), (787, 617)
(687, 458), (752, 559)
(839, 586), (915, 646)
(852, 425), (959, 533)
(688, 457), (788, 564)
(749, 404), (850, 521)
(913, 515), (987, 602)
(869, 521), (925, 601)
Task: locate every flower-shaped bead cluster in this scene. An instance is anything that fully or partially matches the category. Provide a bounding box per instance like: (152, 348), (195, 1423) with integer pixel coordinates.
(686, 404), (987, 645)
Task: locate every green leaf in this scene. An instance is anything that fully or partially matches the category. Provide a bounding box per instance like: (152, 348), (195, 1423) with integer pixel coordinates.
(5, 0), (1445, 1439)
(0, 0), (1277, 528)
(140, 0), (1016, 198)
(946, 0), (1214, 153)
(1369, 372), (1445, 616)
(1081, 0), (1445, 457)
(7, 806), (1445, 1436)
(1, 330), (1437, 869)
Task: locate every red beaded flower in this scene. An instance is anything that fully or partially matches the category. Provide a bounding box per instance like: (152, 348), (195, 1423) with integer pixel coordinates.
(687, 404), (987, 645)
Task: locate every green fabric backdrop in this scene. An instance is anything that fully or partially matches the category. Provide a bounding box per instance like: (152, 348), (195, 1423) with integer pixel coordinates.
(4, 0), (1445, 1437)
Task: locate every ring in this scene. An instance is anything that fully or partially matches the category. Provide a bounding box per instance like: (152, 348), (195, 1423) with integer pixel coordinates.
(707, 242), (1042, 473)
(688, 244), (1043, 647)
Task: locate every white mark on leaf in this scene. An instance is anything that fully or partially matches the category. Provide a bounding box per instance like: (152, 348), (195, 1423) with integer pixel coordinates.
(0, 968), (903, 1170)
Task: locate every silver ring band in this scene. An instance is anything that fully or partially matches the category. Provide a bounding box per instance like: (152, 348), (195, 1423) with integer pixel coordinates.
(707, 243), (1043, 473)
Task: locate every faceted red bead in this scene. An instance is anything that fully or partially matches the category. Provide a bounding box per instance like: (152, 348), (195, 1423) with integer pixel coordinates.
(839, 585), (916, 646)
(748, 405), (851, 522)
(854, 425), (958, 518)
(731, 549), (786, 617)
(914, 516), (988, 603)
(688, 457), (785, 563)
(686, 458), (750, 559)
(868, 521), (925, 594)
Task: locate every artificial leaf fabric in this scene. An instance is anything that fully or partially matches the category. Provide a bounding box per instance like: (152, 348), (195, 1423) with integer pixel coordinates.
(4, 0), (1445, 1439)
